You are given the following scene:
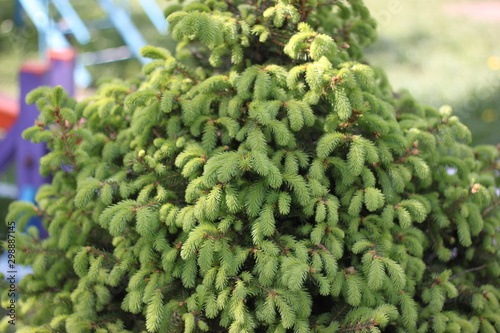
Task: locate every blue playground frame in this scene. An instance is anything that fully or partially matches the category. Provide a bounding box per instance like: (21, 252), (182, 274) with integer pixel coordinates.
(15, 0), (168, 86)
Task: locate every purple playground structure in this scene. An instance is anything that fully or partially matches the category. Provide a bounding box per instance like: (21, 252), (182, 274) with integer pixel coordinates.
(0, 49), (76, 238)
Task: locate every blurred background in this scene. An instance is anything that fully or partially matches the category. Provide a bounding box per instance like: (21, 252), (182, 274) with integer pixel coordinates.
(0, 0), (499, 230)
(0, 0), (175, 96)
(364, 0), (500, 145)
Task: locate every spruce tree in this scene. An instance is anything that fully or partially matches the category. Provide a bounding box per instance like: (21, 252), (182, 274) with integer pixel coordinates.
(2, 0), (500, 332)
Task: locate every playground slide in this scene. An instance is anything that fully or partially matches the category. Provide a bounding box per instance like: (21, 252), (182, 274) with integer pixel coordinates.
(0, 94), (19, 131)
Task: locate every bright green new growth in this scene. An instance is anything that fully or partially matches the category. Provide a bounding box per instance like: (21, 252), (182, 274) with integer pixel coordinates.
(2, 0), (500, 332)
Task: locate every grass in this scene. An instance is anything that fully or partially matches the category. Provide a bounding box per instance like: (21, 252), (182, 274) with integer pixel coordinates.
(364, 0), (500, 144)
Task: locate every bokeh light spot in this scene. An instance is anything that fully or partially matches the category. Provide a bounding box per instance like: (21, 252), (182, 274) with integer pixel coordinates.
(0, 20), (13, 34)
(481, 109), (497, 123)
(487, 56), (500, 70)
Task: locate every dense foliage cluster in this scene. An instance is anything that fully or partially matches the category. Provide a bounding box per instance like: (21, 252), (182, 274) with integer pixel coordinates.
(2, 0), (499, 332)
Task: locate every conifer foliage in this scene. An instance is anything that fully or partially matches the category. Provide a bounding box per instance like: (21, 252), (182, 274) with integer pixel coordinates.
(2, 0), (500, 332)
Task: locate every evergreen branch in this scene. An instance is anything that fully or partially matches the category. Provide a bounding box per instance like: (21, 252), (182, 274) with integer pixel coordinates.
(103, 125), (118, 140)
(20, 247), (65, 255)
(449, 264), (488, 281)
(445, 196), (468, 217)
(298, 0), (313, 22)
(269, 37), (287, 47)
(480, 160), (499, 172)
(332, 304), (349, 323)
(339, 109), (364, 131)
(482, 200), (500, 217)
(243, 277), (275, 294)
(215, 89), (237, 97)
(136, 156), (157, 174)
(394, 146), (420, 164)
(137, 200), (163, 209)
(226, 1), (240, 15)
(86, 247), (122, 265)
(53, 107), (81, 172)
(158, 280), (182, 293)
(316, 243), (333, 256)
(270, 234), (290, 255)
(89, 318), (121, 329)
(35, 207), (54, 222)
(339, 319), (377, 332)
(175, 65), (199, 85)
(270, 31), (293, 39)
(152, 128), (163, 138)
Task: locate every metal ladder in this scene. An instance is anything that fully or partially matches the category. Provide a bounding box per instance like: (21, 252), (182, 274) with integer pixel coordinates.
(16, 0), (168, 86)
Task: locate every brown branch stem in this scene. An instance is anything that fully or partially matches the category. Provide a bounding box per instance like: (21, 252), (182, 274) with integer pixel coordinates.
(482, 200), (500, 217)
(450, 264), (488, 281)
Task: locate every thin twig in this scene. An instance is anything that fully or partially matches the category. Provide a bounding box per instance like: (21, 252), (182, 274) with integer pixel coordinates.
(332, 303), (348, 323)
(450, 264), (487, 281)
(482, 200), (500, 217)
